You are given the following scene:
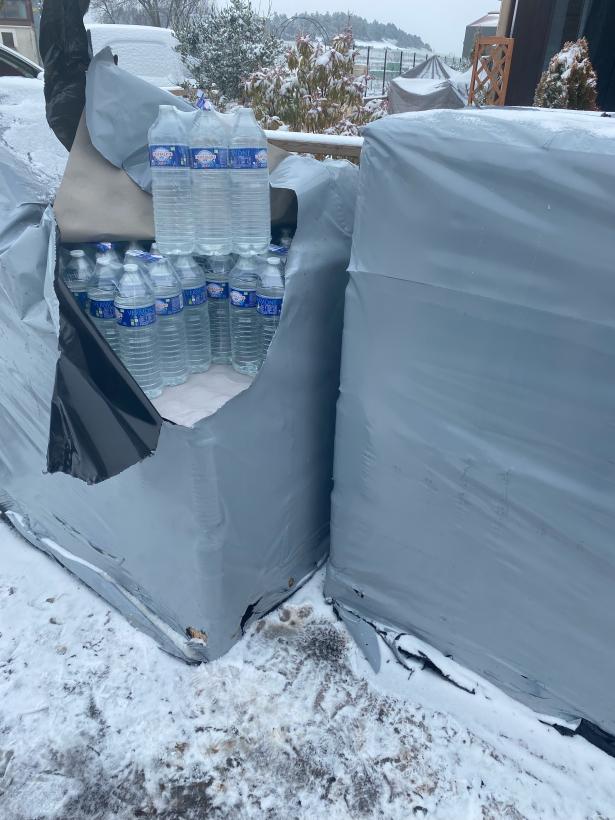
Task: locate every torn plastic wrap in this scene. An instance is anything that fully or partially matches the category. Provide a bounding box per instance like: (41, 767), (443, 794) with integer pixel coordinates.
(325, 108), (615, 739)
(0, 53), (357, 662)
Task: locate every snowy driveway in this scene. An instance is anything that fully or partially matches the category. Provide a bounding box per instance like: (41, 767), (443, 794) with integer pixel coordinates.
(0, 76), (67, 199)
(1, 520), (614, 819)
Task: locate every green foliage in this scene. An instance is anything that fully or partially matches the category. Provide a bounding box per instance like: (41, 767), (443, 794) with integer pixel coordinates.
(534, 38), (598, 111)
(176, 0), (281, 102)
(244, 31), (387, 136)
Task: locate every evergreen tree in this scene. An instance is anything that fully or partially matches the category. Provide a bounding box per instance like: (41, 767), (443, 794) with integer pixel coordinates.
(244, 31), (387, 136)
(176, 0), (281, 102)
(534, 38), (598, 111)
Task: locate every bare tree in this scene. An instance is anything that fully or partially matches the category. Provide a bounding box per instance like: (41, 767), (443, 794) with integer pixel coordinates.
(90, 0), (208, 29)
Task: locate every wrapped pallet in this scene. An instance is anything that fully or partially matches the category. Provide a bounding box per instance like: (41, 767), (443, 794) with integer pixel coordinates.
(326, 107), (615, 740)
(0, 51), (357, 661)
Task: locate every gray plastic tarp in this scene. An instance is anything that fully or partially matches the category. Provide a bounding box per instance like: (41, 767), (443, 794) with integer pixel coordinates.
(388, 57), (470, 114)
(0, 53), (357, 662)
(326, 107), (615, 735)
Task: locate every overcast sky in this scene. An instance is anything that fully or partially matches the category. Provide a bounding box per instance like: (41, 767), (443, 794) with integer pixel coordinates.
(267, 0), (500, 56)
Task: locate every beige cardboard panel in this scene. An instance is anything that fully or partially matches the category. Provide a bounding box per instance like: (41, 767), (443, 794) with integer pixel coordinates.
(55, 116), (290, 243)
(54, 114), (155, 243)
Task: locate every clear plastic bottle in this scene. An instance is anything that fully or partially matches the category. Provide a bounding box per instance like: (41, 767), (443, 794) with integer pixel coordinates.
(87, 256), (119, 353)
(148, 257), (189, 386)
(257, 257), (285, 361)
(62, 249), (94, 311)
(206, 254), (233, 364)
(125, 249), (160, 281)
(229, 255), (261, 375)
(172, 255), (211, 373)
(279, 227), (293, 251)
(229, 107), (270, 256)
(190, 109), (232, 256)
(96, 242), (122, 266)
(148, 105), (194, 257)
(115, 263), (162, 399)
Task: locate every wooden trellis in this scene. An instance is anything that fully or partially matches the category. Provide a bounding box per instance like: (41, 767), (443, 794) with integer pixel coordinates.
(468, 36), (515, 106)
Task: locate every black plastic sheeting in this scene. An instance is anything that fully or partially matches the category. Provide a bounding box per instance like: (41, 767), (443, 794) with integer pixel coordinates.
(47, 269), (162, 484)
(547, 719), (615, 760)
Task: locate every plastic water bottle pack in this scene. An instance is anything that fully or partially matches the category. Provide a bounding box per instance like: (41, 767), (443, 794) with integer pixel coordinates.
(172, 254), (212, 374)
(148, 106), (194, 257)
(88, 255), (119, 353)
(58, 105), (296, 401)
(148, 256), (189, 386)
(229, 255), (261, 376)
(62, 249), (94, 310)
(191, 111), (232, 256)
(204, 254), (233, 365)
(229, 108), (271, 256)
(257, 257), (285, 361)
(114, 262), (163, 399)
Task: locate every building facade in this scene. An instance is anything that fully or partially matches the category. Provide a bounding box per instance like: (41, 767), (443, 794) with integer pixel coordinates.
(0, 0), (39, 63)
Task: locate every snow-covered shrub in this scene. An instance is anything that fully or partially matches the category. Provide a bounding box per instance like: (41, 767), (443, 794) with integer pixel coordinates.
(176, 0), (282, 102)
(534, 38), (598, 111)
(244, 31), (387, 135)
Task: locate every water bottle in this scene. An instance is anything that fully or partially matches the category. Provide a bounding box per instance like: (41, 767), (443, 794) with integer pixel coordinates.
(229, 255), (261, 375)
(172, 255), (211, 373)
(115, 263), (162, 399)
(96, 242), (122, 266)
(229, 108), (270, 256)
(87, 256), (119, 353)
(126, 250), (161, 281)
(148, 256), (189, 386)
(148, 105), (194, 257)
(62, 249), (93, 311)
(257, 257), (285, 360)
(190, 110), (232, 256)
(279, 227), (293, 251)
(206, 254), (233, 364)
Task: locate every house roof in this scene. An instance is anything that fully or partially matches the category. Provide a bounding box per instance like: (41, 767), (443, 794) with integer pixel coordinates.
(467, 12), (500, 28)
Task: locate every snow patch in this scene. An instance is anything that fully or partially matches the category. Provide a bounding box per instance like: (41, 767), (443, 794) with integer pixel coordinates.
(1, 519), (615, 817)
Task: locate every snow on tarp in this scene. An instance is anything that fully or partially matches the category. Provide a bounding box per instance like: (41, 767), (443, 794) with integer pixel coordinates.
(401, 54), (462, 81)
(388, 57), (470, 113)
(326, 106), (615, 741)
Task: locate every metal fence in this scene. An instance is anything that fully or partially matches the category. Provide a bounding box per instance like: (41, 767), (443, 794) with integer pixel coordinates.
(355, 47), (470, 96)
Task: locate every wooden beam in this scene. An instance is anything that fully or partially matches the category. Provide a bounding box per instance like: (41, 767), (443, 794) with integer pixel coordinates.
(264, 130), (364, 160)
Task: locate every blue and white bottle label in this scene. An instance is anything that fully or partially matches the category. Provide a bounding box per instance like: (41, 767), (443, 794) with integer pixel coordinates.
(116, 304), (156, 327)
(155, 294), (183, 316)
(230, 287), (257, 308)
(133, 251), (162, 263)
(183, 285), (207, 306)
(206, 280), (229, 300)
(230, 147), (268, 170)
(90, 297), (115, 320)
(257, 295), (283, 316)
(191, 147), (228, 169)
(268, 243), (287, 256)
(73, 290), (88, 310)
(149, 144), (190, 168)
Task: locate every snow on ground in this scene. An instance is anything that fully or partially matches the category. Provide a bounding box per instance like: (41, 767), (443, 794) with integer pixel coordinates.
(0, 77), (67, 199)
(1, 520), (615, 819)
